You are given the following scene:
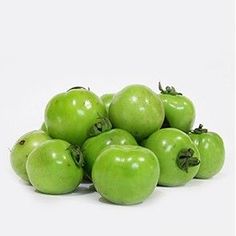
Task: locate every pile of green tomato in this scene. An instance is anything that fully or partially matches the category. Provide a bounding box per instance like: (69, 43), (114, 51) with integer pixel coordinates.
(10, 83), (225, 205)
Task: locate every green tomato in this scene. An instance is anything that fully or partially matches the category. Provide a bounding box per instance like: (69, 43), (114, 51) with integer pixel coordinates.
(158, 83), (195, 133)
(144, 128), (200, 186)
(45, 87), (110, 146)
(92, 145), (160, 205)
(109, 85), (165, 141)
(82, 128), (137, 178)
(100, 93), (114, 112)
(26, 139), (83, 194)
(189, 124), (225, 179)
(10, 130), (51, 183)
(41, 122), (47, 133)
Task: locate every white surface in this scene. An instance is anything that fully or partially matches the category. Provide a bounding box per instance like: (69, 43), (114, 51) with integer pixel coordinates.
(0, 1), (234, 236)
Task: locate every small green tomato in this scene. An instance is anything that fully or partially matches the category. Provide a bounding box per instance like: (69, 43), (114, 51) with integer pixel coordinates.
(45, 87), (109, 146)
(82, 128), (137, 178)
(144, 128), (200, 186)
(109, 84), (165, 141)
(10, 130), (51, 182)
(189, 124), (225, 179)
(100, 93), (114, 112)
(26, 139), (83, 194)
(159, 82), (195, 133)
(92, 145), (160, 205)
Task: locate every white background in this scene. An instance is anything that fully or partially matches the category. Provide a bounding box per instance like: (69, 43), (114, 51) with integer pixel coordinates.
(0, 1), (234, 236)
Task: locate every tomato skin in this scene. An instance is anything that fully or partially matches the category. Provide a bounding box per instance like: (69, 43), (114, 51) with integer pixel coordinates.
(189, 128), (225, 179)
(10, 130), (51, 183)
(101, 93), (114, 112)
(160, 94), (195, 133)
(144, 128), (200, 186)
(45, 88), (107, 146)
(92, 145), (159, 205)
(109, 85), (165, 141)
(26, 140), (83, 194)
(82, 128), (137, 178)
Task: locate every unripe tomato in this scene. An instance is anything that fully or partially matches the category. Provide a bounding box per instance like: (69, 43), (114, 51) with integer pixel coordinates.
(10, 130), (51, 183)
(82, 128), (137, 178)
(109, 85), (165, 141)
(26, 139), (83, 194)
(159, 83), (195, 133)
(144, 128), (200, 186)
(92, 145), (160, 205)
(189, 124), (225, 179)
(101, 93), (114, 112)
(45, 87), (110, 146)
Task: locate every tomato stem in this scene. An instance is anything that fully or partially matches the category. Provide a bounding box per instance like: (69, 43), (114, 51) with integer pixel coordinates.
(190, 124), (208, 134)
(176, 148), (200, 172)
(67, 86), (88, 92)
(88, 117), (112, 137)
(158, 82), (182, 96)
(68, 145), (84, 168)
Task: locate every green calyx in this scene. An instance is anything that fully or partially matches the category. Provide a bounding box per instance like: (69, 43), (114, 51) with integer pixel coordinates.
(68, 145), (84, 168)
(190, 124), (208, 134)
(176, 148), (200, 173)
(89, 117), (112, 137)
(158, 82), (182, 96)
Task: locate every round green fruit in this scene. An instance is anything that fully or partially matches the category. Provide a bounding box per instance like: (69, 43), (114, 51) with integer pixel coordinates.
(101, 93), (114, 112)
(144, 128), (200, 186)
(159, 83), (195, 133)
(189, 124), (225, 179)
(109, 84), (165, 141)
(82, 128), (137, 177)
(10, 130), (51, 182)
(26, 139), (83, 194)
(45, 87), (110, 146)
(92, 145), (160, 205)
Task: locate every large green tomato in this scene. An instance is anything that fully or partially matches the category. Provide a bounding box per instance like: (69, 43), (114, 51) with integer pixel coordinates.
(45, 87), (110, 146)
(82, 128), (137, 178)
(189, 124), (225, 179)
(144, 128), (200, 186)
(26, 139), (83, 194)
(92, 145), (160, 205)
(109, 85), (165, 141)
(100, 93), (114, 112)
(10, 130), (51, 183)
(159, 83), (195, 133)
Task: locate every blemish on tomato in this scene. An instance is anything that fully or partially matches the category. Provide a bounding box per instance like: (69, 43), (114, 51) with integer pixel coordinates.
(19, 140), (25, 145)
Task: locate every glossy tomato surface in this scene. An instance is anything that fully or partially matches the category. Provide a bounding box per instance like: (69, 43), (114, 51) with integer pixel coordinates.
(92, 145), (160, 205)
(189, 125), (225, 179)
(26, 139), (83, 194)
(101, 93), (114, 112)
(159, 83), (195, 133)
(109, 85), (164, 141)
(45, 88), (107, 145)
(144, 128), (200, 186)
(82, 128), (137, 177)
(10, 130), (51, 182)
